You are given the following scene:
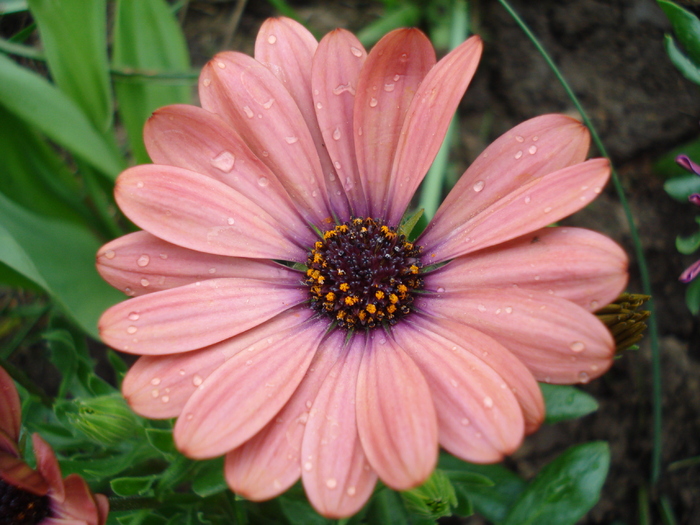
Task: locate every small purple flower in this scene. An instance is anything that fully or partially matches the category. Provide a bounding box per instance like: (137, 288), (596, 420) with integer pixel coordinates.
(676, 155), (700, 282)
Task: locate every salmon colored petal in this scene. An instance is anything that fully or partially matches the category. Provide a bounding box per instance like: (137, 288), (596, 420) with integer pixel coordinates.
(0, 451), (48, 495)
(386, 36), (483, 225)
(302, 334), (377, 519)
(420, 288), (615, 384)
(122, 307), (313, 418)
(0, 366), (21, 445)
(96, 231), (296, 297)
(354, 29), (435, 220)
(115, 165), (306, 262)
(256, 18), (350, 220)
(424, 227), (629, 312)
(394, 317), (527, 462)
(421, 115), (592, 257)
(99, 278), (305, 354)
(0, 430), (18, 458)
(225, 330), (343, 501)
(144, 105), (315, 247)
(33, 434), (65, 503)
(51, 474), (99, 523)
(95, 494), (109, 525)
(407, 314), (544, 434)
(173, 319), (325, 459)
(312, 30), (368, 216)
(356, 334), (437, 490)
(199, 52), (334, 227)
(421, 158), (611, 262)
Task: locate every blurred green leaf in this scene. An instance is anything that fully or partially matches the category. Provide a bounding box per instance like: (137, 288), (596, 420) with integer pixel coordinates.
(0, 0), (28, 14)
(278, 496), (334, 525)
(677, 227), (700, 254)
(357, 3), (422, 47)
(438, 453), (526, 523)
(665, 173), (700, 201)
(0, 53), (123, 178)
(111, 475), (158, 496)
(664, 33), (700, 85)
(191, 459), (227, 498)
(0, 193), (123, 338)
(364, 489), (410, 525)
(685, 273), (700, 314)
(655, 137), (700, 179)
(540, 383), (599, 424)
(113, 0), (192, 164)
(145, 428), (177, 456)
(502, 442), (610, 525)
(0, 105), (89, 225)
(659, 0), (700, 65)
(27, 0), (113, 132)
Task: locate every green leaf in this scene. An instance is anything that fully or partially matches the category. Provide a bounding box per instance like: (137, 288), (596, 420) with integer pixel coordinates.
(502, 442), (610, 525)
(0, 105), (87, 225)
(191, 459), (227, 498)
(0, 53), (123, 178)
(278, 496), (334, 525)
(112, 0), (192, 164)
(664, 173), (700, 201)
(677, 228), (700, 254)
(540, 383), (599, 424)
(655, 136), (700, 179)
(145, 428), (177, 456)
(685, 273), (700, 314)
(664, 34), (700, 85)
(111, 475), (158, 496)
(438, 453), (526, 524)
(364, 489), (410, 525)
(27, 0), (113, 132)
(659, 0), (700, 64)
(0, 193), (123, 338)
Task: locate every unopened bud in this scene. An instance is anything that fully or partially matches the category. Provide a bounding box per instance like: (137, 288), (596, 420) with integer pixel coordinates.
(400, 470), (457, 519)
(61, 394), (142, 445)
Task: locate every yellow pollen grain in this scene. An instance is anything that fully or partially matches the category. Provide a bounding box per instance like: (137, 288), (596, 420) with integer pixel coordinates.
(389, 293), (399, 304)
(358, 311), (367, 321)
(410, 264), (419, 274)
(366, 304), (377, 314)
(375, 290), (385, 300)
(325, 292), (336, 302)
(339, 283), (350, 292)
(313, 253), (323, 264)
(397, 284), (408, 294)
(344, 296), (359, 306)
(315, 241), (323, 250)
(336, 311), (346, 319)
(387, 304), (397, 314)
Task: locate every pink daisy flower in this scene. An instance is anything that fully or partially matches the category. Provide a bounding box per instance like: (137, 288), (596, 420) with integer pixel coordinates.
(0, 366), (109, 525)
(97, 18), (628, 518)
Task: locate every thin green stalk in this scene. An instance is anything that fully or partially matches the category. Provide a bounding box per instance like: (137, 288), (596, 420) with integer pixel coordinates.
(419, 0), (469, 219)
(497, 0), (663, 484)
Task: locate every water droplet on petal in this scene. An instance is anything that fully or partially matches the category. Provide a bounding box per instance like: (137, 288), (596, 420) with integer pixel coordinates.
(524, 195), (531, 204)
(151, 389), (159, 398)
(202, 78), (211, 87)
(436, 287), (445, 293)
(104, 250), (115, 259)
(161, 396), (170, 403)
(127, 326), (138, 334)
(383, 83), (395, 92)
(136, 181), (144, 188)
(333, 161), (341, 170)
(532, 135), (539, 141)
(543, 207), (552, 213)
(125, 287), (135, 296)
(570, 341), (586, 352)
(227, 217), (235, 225)
(472, 180), (485, 192)
(483, 396), (494, 408)
(369, 97), (378, 108)
(140, 279), (150, 287)
(590, 300), (599, 309)
(461, 418), (470, 426)
(151, 377), (161, 386)
(216, 61), (226, 69)
(258, 177), (270, 187)
(285, 136), (299, 144)
(179, 369), (186, 376)
(505, 306), (513, 314)
(316, 102), (323, 109)
(515, 135), (524, 142)
(350, 46), (363, 57)
(304, 461), (313, 471)
(193, 374), (203, 386)
(137, 254), (150, 267)
(347, 486), (356, 496)
(578, 371), (590, 383)
(326, 478), (337, 489)
(243, 105), (254, 118)
(594, 187), (602, 194)
(477, 304), (486, 312)
(262, 98), (275, 109)
(528, 145), (537, 154)
(267, 34), (277, 44)
(211, 151), (236, 173)
(128, 312), (140, 321)
(514, 150), (523, 159)
(332, 127), (341, 141)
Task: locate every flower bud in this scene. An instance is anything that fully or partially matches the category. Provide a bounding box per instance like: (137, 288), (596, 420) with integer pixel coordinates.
(400, 469), (457, 520)
(62, 394), (142, 445)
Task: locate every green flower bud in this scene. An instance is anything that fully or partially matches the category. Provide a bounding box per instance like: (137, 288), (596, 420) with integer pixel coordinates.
(64, 394), (142, 445)
(401, 470), (458, 520)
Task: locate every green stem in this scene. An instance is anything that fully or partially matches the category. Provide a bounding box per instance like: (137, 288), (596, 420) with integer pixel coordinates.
(497, 0), (663, 485)
(108, 493), (201, 512)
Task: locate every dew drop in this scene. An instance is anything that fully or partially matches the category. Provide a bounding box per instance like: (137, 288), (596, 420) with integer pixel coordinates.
(515, 135), (524, 142)
(258, 177), (270, 187)
(262, 98), (275, 110)
(450, 378), (458, 387)
(514, 150), (523, 159)
(332, 127), (342, 141)
(261, 150), (269, 157)
(436, 287), (445, 293)
(357, 127), (363, 136)
(126, 326), (138, 334)
(161, 396), (170, 403)
(528, 145), (537, 154)
(211, 151), (236, 173)
(243, 105), (254, 118)
(267, 34), (277, 44)
(483, 396), (494, 408)
(524, 195), (531, 204)
(590, 300), (599, 309)
(333, 160), (341, 170)
(140, 278), (150, 287)
(304, 461), (313, 471)
(570, 341), (586, 352)
(472, 180), (485, 192)
(543, 207), (552, 213)
(316, 102), (323, 109)
(202, 78), (211, 87)
(350, 46), (363, 57)
(326, 478), (337, 489)
(347, 486), (356, 496)
(104, 250), (115, 259)
(399, 52), (408, 62)
(151, 377), (161, 386)
(136, 181), (144, 188)
(208, 268), (217, 274)
(227, 217), (235, 226)
(137, 254), (150, 267)
(369, 97), (378, 108)
(285, 136), (299, 144)
(192, 374), (203, 386)
(578, 371), (590, 384)
(151, 389), (159, 398)
(461, 418), (470, 426)
(246, 359), (253, 366)
(179, 369), (186, 376)
(505, 306), (513, 314)
(532, 135), (539, 141)
(594, 187), (602, 194)
(216, 61), (226, 69)
(186, 413), (194, 421)
(383, 83), (395, 92)
(477, 304), (486, 312)
(159, 253), (168, 260)
(128, 312), (140, 321)
(125, 287), (135, 296)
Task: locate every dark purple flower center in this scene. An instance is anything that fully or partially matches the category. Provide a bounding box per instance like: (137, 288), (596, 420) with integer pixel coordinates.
(0, 479), (51, 525)
(305, 218), (424, 330)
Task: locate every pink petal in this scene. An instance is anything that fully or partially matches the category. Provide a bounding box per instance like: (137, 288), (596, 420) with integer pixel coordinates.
(199, 51), (334, 227)
(33, 434), (65, 503)
(95, 494), (109, 525)
(354, 29), (436, 220)
(173, 319), (326, 459)
(96, 231), (295, 297)
(424, 227), (628, 312)
(144, 105), (315, 247)
(0, 430), (19, 458)
(50, 474), (100, 524)
(312, 30), (368, 216)
(421, 158), (611, 262)
(393, 317), (527, 462)
(0, 366), (21, 446)
(99, 278), (305, 354)
(406, 314), (543, 434)
(122, 307), (313, 419)
(301, 334), (377, 518)
(115, 165), (306, 262)
(421, 114), (593, 258)
(386, 36), (483, 225)
(356, 333), (437, 490)
(0, 451), (48, 495)
(224, 330), (344, 501)
(255, 18), (351, 220)
(419, 288), (615, 384)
